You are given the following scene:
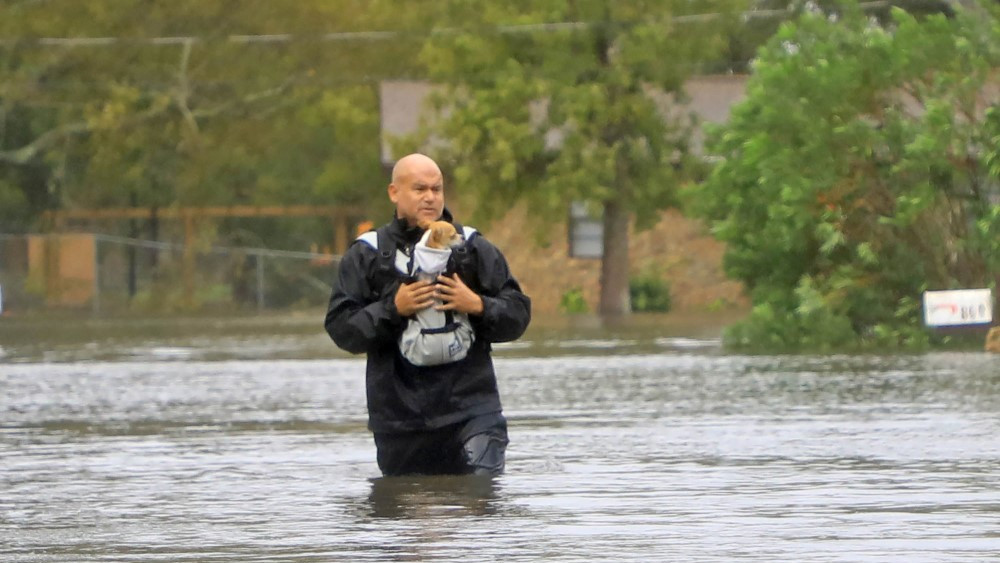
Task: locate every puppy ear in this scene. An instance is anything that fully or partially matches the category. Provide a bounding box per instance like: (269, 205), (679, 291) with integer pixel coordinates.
(417, 219), (432, 230)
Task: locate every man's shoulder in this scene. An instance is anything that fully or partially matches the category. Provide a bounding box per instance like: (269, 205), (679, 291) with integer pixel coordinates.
(343, 232), (385, 266)
(353, 222), (395, 250)
(355, 230), (379, 249)
(464, 229), (502, 253)
(459, 225), (478, 240)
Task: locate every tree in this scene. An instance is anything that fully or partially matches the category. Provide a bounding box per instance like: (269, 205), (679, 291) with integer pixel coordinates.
(688, 2), (1000, 350)
(721, 0), (958, 73)
(402, 0), (744, 316)
(0, 1), (421, 240)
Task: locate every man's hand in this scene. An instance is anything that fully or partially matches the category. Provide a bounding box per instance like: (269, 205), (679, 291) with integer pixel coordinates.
(394, 280), (436, 317)
(434, 273), (484, 316)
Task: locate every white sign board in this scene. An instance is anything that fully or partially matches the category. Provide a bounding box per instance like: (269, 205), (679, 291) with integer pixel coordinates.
(923, 289), (993, 327)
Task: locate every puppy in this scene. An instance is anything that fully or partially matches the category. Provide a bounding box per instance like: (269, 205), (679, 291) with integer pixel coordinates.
(411, 220), (462, 283)
(402, 220), (477, 366)
(418, 219), (462, 249)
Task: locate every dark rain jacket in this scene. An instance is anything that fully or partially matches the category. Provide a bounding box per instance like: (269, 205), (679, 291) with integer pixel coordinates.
(324, 209), (531, 433)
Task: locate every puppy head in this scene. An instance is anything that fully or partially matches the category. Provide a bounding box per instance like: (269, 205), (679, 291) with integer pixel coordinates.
(418, 219), (462, 249)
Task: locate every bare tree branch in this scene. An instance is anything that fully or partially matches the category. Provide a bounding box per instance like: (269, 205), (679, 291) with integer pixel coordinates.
(174, 39), (201, 138)
(0, 76), (300, 166)
(0, 120), (92, 165)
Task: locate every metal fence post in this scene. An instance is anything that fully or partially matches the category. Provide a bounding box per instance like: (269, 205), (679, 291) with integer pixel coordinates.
(256, 252), (265, 311)
(92, 237), (101, 315)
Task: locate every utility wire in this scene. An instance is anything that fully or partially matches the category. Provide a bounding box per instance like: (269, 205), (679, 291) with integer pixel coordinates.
(0, 1), (905, 49)
(89, 233), (340, 261)
(0, 232), (341, 260)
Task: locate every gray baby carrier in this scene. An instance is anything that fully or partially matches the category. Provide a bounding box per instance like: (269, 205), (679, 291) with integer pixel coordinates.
(358, 224), (478, 366)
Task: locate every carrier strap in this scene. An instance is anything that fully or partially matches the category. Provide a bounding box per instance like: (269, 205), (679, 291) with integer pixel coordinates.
(420, 321), (462, 335)
(356, 224), (477, 278)
(355, 225), (477, 252)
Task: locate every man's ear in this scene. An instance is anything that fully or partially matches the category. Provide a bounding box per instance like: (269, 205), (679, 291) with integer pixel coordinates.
(387, 183), (399, 204)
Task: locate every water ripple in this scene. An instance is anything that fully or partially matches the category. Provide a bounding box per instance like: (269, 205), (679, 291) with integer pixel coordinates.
(2, 349), (999, 561)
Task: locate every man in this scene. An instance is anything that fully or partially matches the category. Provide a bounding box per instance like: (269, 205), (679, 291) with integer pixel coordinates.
(325, 153), (531, 476)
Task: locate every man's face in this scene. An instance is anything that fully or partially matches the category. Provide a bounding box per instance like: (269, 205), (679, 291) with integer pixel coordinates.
(389, 164), (445, 226)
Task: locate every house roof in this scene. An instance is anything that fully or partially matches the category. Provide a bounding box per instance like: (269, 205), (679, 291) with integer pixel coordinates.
(379, 75), (749, 164)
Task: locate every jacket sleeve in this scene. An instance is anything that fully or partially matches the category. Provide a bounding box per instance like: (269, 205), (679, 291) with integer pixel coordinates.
(324, 242), (403, 354)
(470, 236), (531, 343)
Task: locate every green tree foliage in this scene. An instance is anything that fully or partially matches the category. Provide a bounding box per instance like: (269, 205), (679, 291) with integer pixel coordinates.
(722, 0), (958, 72)
(0, 1), (417, 244)
(689, 2), (1000, 350)
(404, 0), (745, 316)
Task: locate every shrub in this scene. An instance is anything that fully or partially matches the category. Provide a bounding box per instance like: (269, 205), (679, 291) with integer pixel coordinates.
(559, 287), (589, 314)
(629, 275), (672, 313)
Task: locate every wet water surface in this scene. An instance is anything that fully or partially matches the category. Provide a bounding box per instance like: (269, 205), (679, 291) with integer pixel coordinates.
(2, 316), (998, 561)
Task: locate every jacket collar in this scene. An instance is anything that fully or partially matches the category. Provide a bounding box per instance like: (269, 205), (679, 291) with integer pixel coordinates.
(388, 207), (455, 246)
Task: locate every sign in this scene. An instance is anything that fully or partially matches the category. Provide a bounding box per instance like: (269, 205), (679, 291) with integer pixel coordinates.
(923, 289), (993, 327)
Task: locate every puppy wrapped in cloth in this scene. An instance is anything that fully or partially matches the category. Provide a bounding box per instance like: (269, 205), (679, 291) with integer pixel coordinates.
(398, 221), (476, 366)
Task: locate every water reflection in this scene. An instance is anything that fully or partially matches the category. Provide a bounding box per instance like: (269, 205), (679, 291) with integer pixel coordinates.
(0, 311), (740, 363)
(364, 475), (501, 519)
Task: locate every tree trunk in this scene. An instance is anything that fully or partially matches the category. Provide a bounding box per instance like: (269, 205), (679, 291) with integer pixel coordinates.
(599, 199), (631, 317)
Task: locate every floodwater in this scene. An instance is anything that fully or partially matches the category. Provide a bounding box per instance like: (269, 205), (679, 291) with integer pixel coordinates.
(2, 314), (999, 562)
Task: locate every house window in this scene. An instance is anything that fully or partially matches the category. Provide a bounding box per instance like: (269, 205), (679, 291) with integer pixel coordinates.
(568, 201), (603, 259)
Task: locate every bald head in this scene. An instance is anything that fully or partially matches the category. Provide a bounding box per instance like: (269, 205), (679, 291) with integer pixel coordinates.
(391, 153), (441, 185)
(388, 153), (445, 226)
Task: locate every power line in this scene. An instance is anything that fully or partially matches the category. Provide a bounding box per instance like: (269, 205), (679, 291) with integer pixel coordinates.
(0, 1), (908, 49)
(89, 233), (340, 261)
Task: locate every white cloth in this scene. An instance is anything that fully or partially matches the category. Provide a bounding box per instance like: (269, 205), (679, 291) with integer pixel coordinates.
(400, 230), (473, 366)
(413, 230), (453, 276)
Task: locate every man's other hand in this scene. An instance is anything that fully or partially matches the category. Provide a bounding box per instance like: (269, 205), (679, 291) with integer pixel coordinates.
(434, 273), (484, 316)
(395, 280), (436, 317)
